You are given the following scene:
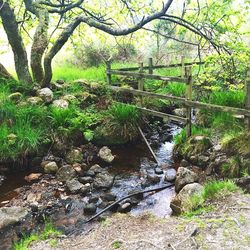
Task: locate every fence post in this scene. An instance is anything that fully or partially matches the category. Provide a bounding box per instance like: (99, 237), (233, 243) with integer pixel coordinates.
(181, 55), (185, 78)
(185, 66), (192, 137)
(138, 62), (144, 106)
(148, 58), (153, 74)
(106, 60), (112, 85)
(245, 69), (250, 130)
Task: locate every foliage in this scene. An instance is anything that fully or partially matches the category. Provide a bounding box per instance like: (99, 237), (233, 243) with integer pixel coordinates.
(101, 103), (141, 141)
(13, 222), (62, 250)
(157, 82), (186, 97)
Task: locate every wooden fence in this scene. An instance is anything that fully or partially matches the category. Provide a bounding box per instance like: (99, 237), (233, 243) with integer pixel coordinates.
(106, 58), (250, 136)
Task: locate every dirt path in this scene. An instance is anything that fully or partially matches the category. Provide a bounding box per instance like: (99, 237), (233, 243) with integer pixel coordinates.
(31, 191), (250, 250)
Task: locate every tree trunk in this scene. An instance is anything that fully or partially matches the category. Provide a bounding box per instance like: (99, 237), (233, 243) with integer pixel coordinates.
(0, 63), (14, 80)
(0, 1), (33, 83)
(31, 9), (49, 83)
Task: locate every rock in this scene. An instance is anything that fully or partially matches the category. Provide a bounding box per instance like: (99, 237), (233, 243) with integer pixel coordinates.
(93, 172), (114, 189)
(56, 165), (77, 182)
(72, 163), (82, 174)
(0, 175), (5, 186)
(175, 167), (199, 193)
(89, 196), (99, 203)
(44, 161), (58, 174)
(24, 173), (42, 182)
(52, 99), (69, 109)
(173, 108), (186, 117)
(66, 179), (84, 194)
(235, 177), (250, 193)
(196, 155), (210, 168)
(27, 96), (43, 105)
(26, 192), (42, 203)
(8, 92), (22, 102)
(155, 167), (163, 175)
(118, 202), (132, 213)
(180, 159), (190, 168)
(165, 168), (177, 182)
(66, 148), (83, 164)
(147, 172), (161, 183)
(85, 170), (95, 177)
(89, 164), (103, 174)
(56, 79), (65, 84)
(51, 82), (64, 90)
(61, 94), (77, 102)
(98, 146), (115, 163)
(101, 193), (116, 202)
(79, 176), (93, 184)
(0, 206), (28, 229)
(84, 203), (97, 215)
(170, 183), (204, 215)
(80, 184), (91, 195)
(37, 88), (53, 103)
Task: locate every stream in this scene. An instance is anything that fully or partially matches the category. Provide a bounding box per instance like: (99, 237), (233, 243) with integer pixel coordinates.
(0, 121), (181, 248)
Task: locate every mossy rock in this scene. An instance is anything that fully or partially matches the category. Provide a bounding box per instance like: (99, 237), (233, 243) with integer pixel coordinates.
(93, 126), (129, 146)
(222, 132), (250, 158)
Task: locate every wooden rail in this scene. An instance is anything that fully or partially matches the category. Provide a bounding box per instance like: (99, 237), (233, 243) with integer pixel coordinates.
(106, 58), (250, 136)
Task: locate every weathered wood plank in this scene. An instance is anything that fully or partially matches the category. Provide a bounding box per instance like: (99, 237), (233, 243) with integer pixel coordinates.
(148, 58), (153, 74)
(109, 86), (250, 116)
(185, 66), (192, 137)
(108, 70), (187, 83)
(137, 107), (187, 123)
(116, 61), (204, 72)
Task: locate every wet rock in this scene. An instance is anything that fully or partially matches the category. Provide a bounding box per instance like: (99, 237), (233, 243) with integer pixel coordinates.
(84, 203), (97, 215)
(66, 148), (83, 164)
(101, 193), (116, 202)
(27, 96), (43, 105)
(93, 172), (114, 189)
(180, 159), (190, 168)
(170, 183), (204, 215)
(89, 195), (100, 203)
(85, 170), (95, 177)
(175, 167), (199, 193)
(8, 92), (22, 102)
(66, 179), (84, 194)
(44, 161), (58, 174)
(0, 206), (29, 229)
(165, 168), (177, 182)
(81, 163), (90, 172)
(79, 176), (93, 184)
(56, 165), (77, 182)
(235, 177), (250, 193)
(80, 184), (91, 195)
(89, 164), (103, 174)
(37, 87), (53, 103)
(52, 99), (69, 109)
(147, 172), (161, 184)
(98, 146), (115, 163)
(173, 108), (186, 117)
(118, 202), (132, 213)
(24, 173), (42, 182)
(155, 167), (163, 175)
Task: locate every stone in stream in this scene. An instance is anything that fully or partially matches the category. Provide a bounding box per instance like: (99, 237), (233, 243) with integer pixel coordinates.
(84, 203), (97, 215)
(93, 172), (114, 189)
(24, 173), (42, 182)
(98, 146), (115, 163)
(155, 167), (163, 175)
(118, 202), (132, 213)
(65, 148), (83, 164)
(101, 193), (117, 202)
(175, 167), (199, 193)
(56, 165), (77, 182)
(66, 179), (84, 194)
(88, 195), (100, 204)
(0, 206), (29, 230)
(165, 168), (177, 182)
(89, 164), (104, 174)
(79, 176), (94, 184)
(44, 161), (59, 174)
(147, 172), (161, 184)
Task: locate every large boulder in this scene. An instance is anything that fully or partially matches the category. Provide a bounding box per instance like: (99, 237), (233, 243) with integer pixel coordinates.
(0, 207), (28, 230)
(44, 161), (59, 174)
(170, 183), (204, 215)
(56, 165), (77, 182)
(93, 172), (114, 189)
(37, 88), (53, 103)
(175, 167), (199, 193)
(66, 148), (83, 164)
(98, 146), (115, 163)
(52, 99), (69, 109)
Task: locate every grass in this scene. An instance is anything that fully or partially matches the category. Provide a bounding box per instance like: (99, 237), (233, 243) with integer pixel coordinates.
(13, 222), (62, 250)
(182, 180), (239, 217)
(157, 82), (186, 97)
